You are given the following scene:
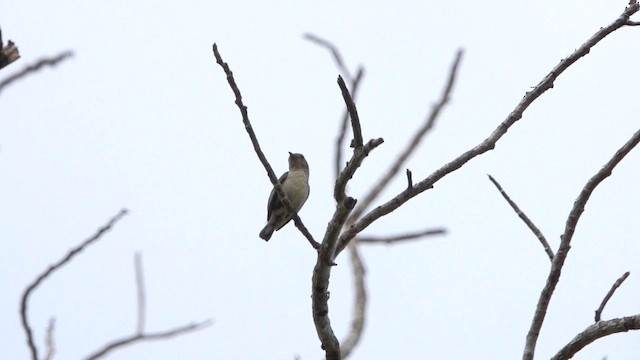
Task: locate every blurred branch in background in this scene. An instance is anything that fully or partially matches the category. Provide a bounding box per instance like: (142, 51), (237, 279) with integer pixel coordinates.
(18, 209), (211, 360)
(0, 50), (73, 96)
(83, 253), (212, 360)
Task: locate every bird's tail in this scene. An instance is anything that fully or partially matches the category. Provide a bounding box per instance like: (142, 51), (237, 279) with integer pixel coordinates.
(259, 224), (274, 241)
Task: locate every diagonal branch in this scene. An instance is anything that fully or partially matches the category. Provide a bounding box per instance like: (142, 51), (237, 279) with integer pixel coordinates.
(550, 315), (640, 360)
(0, 50), (73, 95)
(334, 68), (365, 180)
(522, 127), (640, 360)
(346, 49), (464, 226)
(304, 33), (354, 84)
(337, 3), (640, 257)
(20, 209), (128, 360)
(487, 174), (553, 261)
(594, 271), (631, 322)
(212, 43), (319, 249)
(339, 241), (367, 359)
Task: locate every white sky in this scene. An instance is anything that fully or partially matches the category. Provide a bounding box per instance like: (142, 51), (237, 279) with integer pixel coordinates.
(2, 1), (639, 359)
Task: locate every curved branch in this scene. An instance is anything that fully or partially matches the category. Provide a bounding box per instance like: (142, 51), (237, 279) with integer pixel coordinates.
(522, 127), (640, 360)
(550, 315), (640, 360)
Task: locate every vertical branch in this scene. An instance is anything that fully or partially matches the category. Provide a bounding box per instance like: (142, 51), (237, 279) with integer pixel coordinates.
(134, 253), (146, 334)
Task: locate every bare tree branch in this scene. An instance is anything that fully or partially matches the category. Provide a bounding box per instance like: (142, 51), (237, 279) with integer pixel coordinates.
(303, 33), (354, 84)
(522, 127), (640, 360)
(338, 2), (640, 258)
(337, 75), (363, 148)
(487, 174), (554, 261)
(312, 197), (357, 360)
(550, 315), (640, 360)
(0, 50), (73, 95)
(334, 138), (384, 203)
(20, 209), (128, 360)
(334, 68), (365, 180)
(83, 320), (213, 360)
(44, 318), (56, 360)
(339, 241), (367, 359)
(82, 252), (212, 359)
(345, 49), (464, 226)
(358, 228), (446, 244)
(594, 271), (631, 322)
(212, 43), (319, 249)
(135, 253), (146, 334)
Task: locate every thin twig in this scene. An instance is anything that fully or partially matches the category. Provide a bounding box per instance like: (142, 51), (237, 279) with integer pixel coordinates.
(406, 169), (413, 188)
(358, 228), (447, 244)
(20, 209), (128, 360)
(594, 272), (631, 322)
(0, 50), (72, 95)
(346, 49), (464, 227)
(522, 127), (640, 360)
(487, 174), (554, 261)
(550, 315), (640, 360)
(312, 197), (357, 360)
(212, 43), (319, 249)
(44, 318), (56, 360)
(83, 320), (213, 360)
(337, 75), (363, 148)
(339, 241), (367, 359)
(134, 253), (146, 334)
(338, 3), (640, 258)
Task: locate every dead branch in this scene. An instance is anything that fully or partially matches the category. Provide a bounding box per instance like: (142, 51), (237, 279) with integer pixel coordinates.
(522, 127), (640, 360)
(487, 174), (553, 261)
(83, 321), (212, 360)
(334, 68), (365, 179)
(337, 2), (640, 258)
(550, 315), (640, 360)
(594, 271), (631, 322)
(312, 197), (357, 360)
(357, 228), (446, 245)
(345, 49), (463, 226)
(212, 43), (319, 249)
(0, 50), (72, 95)
(20, 209), (128, 360)
(44, 318), (56, 360)
(82, 253), (212, 359)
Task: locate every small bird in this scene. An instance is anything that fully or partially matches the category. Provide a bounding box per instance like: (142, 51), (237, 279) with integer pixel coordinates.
(259, 152), (310, 241)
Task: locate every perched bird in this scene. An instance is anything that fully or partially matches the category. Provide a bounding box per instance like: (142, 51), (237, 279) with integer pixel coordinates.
(259, 152), (310, 241)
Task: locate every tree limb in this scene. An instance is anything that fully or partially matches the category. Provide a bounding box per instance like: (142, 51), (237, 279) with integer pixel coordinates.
(550, 315), (640, 360)
(212, 43), (319, 249)
(522, 127), (640, 360)
(357, 228), (446, 245)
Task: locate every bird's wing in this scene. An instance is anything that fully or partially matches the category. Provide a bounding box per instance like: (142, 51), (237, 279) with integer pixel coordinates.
(266, 171), (289, 220)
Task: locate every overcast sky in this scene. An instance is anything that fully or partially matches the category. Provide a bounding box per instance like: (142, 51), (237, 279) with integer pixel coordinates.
(2, 1), (639, 359)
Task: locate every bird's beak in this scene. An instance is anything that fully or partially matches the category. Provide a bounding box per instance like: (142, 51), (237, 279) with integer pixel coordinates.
(288, 151), (293, 156)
